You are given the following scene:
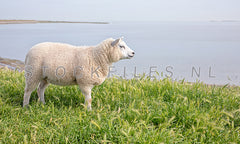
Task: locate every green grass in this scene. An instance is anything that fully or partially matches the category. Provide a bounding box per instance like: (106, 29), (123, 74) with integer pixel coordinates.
(0, 69), (239, 143)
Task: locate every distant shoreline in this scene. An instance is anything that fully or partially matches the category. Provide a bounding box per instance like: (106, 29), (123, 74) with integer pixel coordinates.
(0, 57), (24, 71)
(0, 20), (109, 25)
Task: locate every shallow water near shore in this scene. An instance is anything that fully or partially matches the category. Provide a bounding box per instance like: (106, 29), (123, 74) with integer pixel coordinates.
(0, 21), (240, 85)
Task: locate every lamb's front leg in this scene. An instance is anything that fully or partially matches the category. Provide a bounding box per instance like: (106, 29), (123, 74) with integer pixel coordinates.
(79, 86), (93, 110)
(85, 93), (92, 110)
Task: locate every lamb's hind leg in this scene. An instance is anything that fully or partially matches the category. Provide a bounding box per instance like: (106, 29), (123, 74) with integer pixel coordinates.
(37, 79), (49, 104)
(23, 79), (40, 107)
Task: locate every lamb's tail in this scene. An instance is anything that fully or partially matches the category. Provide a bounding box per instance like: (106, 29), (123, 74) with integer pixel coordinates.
(24, 53), (29, 65)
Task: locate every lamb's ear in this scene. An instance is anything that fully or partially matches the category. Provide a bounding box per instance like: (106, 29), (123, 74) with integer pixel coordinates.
(111, 38), (121, 47)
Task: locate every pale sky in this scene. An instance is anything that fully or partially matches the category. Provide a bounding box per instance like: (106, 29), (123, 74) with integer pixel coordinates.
(0, 0), (239, 22)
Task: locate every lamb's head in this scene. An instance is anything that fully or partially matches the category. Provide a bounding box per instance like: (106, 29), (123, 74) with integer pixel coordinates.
(109, 37), (135, 62)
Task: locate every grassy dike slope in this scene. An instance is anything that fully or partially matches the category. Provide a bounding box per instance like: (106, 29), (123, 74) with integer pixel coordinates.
(0, 69), (239, 143)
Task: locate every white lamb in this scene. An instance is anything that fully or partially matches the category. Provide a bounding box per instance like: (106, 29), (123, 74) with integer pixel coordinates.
(23, 38), (135, 110)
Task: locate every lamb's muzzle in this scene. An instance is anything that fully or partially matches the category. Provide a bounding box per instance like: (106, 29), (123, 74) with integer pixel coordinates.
(23, 37), (134, 110)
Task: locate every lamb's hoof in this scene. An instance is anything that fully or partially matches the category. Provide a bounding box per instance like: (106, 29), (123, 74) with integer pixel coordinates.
(23, 104), (29, 109)
(38, 101), (45, 105)
(87, 107), (92, 111)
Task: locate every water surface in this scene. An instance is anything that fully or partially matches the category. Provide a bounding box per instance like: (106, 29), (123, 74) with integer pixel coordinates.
(1, 22), (240, 85)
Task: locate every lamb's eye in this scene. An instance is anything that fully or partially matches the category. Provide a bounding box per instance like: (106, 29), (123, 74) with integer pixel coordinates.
(119, 45), (125, 49)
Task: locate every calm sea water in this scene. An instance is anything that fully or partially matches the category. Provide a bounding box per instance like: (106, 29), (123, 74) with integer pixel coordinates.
(0, 21), (240, 85)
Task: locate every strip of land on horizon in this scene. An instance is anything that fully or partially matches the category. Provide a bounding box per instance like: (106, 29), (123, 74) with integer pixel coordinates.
(0, 20), (109, 24)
